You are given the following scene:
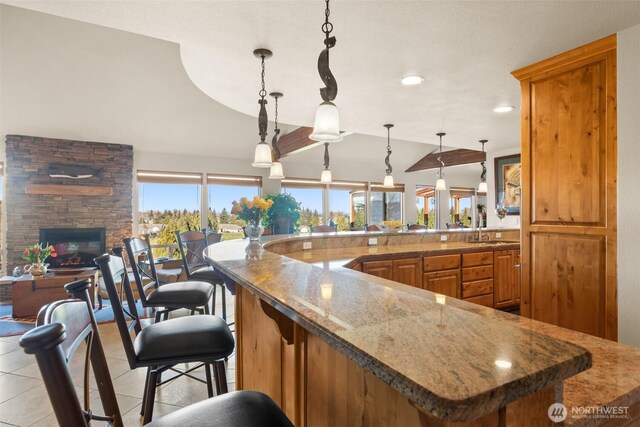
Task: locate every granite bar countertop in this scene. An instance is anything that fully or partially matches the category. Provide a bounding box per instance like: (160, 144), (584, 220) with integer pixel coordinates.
(205, 235), (591, 422)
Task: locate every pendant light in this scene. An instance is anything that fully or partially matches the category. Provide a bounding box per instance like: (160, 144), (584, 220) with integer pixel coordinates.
(252, 49), (273, 168)
(477, 139), (488, 193)
(320, 142), (332, 183)
(269, 92), (285, 179)
(383, 124), (394, 188)
(310, 0), (343, 143)
(435, 132), (447, 191)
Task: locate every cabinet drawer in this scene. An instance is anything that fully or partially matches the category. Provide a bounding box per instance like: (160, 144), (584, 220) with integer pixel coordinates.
(423, 254), (461, 272)
(462, 279), (493, 298)
(463, 293), (494, 308)
(462, 251), (493, 267)
(462, 265), (493, 282)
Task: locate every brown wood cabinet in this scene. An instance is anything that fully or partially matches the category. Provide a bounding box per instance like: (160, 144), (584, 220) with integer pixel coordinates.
(423, 270), (461, 298)
(362, 260), (393, 280)
(423, 254), (461, 298)
(493, 250), (520, 309)
(513, 35), (617, 340)
(392, 257), (422, 288)
(461, 251), (493, 306)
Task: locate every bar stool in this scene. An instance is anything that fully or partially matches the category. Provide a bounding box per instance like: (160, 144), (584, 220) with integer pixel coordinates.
(175, 230), (230, 322)
(19, 284), (292, 426)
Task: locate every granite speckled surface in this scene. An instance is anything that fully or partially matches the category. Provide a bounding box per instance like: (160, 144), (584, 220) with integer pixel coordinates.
(205, 234), (592, 422)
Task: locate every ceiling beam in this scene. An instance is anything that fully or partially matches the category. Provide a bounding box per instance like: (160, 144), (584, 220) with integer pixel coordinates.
(276, 127), (319, 158)
(405, 149), (486, 172)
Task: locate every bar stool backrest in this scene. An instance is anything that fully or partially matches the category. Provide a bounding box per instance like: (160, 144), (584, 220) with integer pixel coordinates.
(175, 230), (209, 278)
(123, 235), (160, 306)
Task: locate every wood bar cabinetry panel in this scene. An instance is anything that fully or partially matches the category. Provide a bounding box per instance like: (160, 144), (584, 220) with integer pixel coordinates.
(392, 257), (422, 288)
(513, 34), (617, 340)
(423, 254), (461, 298)
(424, 270), (461, 298)
(362, 260), (393, 280)
(494, 250), (521, 309)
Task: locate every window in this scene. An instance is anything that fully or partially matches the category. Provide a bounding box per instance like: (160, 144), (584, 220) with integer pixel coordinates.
(416, 185), (436, 228)
(281, 179), (324, 232)
(369, 183), (404, 224)
(328, 181), (367, 231)
(449, 188), (475, 227)
(208, 174), (261, 240)
(137, 170), (203, 256)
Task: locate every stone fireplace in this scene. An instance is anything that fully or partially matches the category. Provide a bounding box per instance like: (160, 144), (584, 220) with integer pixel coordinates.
(2, 135), (133, 300)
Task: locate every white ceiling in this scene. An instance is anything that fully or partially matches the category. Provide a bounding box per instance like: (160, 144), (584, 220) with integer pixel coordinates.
(4, 0), (640, 152)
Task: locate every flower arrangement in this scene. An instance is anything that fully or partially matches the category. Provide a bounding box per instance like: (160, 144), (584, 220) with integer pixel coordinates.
(232, 196), (273, 226)
(22, 242), (57, 264)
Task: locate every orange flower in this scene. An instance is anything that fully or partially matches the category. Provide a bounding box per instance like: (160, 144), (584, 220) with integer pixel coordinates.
(23, 249), (29, 255)
(51, 252), (58, 258)
(49, 245), (55, 251)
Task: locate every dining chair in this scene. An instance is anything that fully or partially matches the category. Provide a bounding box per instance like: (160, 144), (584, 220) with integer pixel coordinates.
(311, 224), (338, 233)
(94, 253), (235, 423)
(20, 284), (292, 426)
(408, 224), (428, 231)
(175, 230), (229, 322)
(123, 235), (213, 322)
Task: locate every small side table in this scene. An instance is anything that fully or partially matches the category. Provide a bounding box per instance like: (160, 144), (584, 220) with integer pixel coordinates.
(11, 269), (97, 318)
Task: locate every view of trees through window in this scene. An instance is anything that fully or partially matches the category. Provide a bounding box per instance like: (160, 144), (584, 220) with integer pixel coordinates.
(416, 186), (436, 228)
(282, 187), (323, 231)
(137, 175), (262, 257)
(449, 189), (474, 227)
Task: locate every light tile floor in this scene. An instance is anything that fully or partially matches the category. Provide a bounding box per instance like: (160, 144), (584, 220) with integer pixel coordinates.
(0, 294), (235, 426)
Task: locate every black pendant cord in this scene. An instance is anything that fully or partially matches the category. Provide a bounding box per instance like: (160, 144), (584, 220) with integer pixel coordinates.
(437, 132), (446, 177)
(271, 93), (282, 160)
(479, 139), (488, 181)
(384, 124), (393, 175)
(318, 0), (337, 102)
(257, 54), (268, 143)
(323, 142), (330, 170)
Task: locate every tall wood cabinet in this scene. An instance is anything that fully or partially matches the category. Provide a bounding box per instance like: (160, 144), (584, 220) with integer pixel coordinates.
(512, 35), (617, 340)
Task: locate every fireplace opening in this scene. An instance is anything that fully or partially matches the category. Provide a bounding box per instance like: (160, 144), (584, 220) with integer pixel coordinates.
(39, 228), (106, 269)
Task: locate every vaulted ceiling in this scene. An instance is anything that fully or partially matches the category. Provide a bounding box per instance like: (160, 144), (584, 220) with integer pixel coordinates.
(4, 0), (640, 153)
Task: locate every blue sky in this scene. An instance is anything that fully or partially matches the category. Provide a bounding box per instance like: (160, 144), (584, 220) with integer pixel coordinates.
(138, 183), (345, 213)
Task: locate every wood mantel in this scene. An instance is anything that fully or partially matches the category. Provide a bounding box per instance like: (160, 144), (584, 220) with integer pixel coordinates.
(25, 183), (113, 196)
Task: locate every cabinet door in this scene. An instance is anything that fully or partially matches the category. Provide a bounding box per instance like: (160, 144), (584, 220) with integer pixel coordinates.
(392, 258), (422, 287)
(513, 35), (617, 339)
(362, 260), (393, 280)
(423, 270), (460, 298)
(494, 250), (517, 309)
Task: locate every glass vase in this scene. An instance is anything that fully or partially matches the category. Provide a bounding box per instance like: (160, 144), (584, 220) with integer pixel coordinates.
(27, 262), (48, 276)
(245, 223), (264, 242)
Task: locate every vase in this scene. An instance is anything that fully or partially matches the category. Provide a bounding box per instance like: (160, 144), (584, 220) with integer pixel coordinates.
(245, 223), (264, 241)
(26, 262), (48, 276)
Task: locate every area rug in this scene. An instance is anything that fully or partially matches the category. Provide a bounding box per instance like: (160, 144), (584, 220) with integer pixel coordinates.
(0, 301), (150, 337)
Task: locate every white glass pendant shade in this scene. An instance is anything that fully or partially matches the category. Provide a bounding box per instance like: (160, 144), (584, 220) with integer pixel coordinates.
(310, 101), (343, 143)
(320, 169), (332, 184)
(383, 174), (394, 188)
(252, 142), (273, 168)
(478, 181), (488, 193)
(435, 177), (447, 191)
(269, 161), (284, 179)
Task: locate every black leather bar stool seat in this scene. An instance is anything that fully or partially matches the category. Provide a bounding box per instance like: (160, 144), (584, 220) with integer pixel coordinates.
(145, 280), (213, 308)
(147, 391), (293, 427)
(188, 265), (224, 284)
(135, 315), (234, 363)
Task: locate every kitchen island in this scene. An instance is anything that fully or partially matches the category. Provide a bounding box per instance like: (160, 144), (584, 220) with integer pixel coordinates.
(204, 229), (640, 426)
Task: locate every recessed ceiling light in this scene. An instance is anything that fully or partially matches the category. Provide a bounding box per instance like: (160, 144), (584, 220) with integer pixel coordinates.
(401, 75), (424, 86)
(493, 106), (515, 113)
